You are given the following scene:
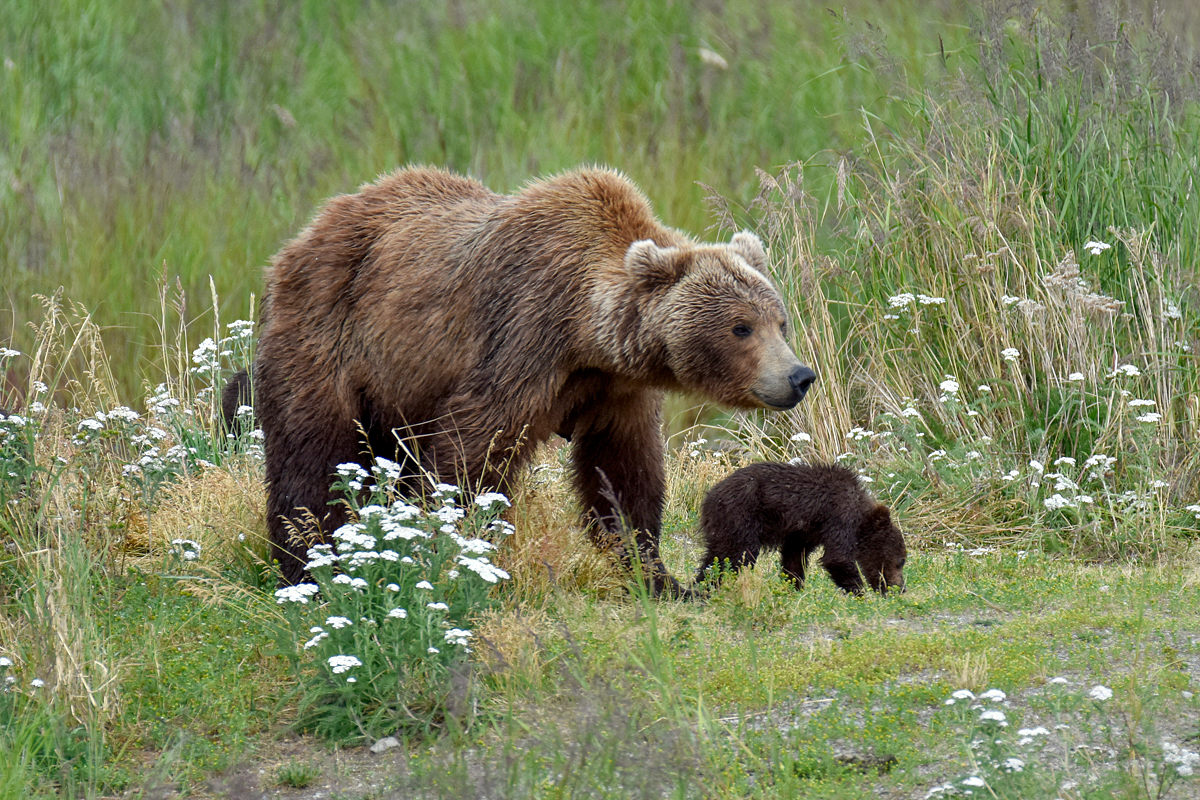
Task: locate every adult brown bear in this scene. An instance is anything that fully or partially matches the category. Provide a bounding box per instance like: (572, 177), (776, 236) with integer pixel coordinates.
(235, 166), (816, 593)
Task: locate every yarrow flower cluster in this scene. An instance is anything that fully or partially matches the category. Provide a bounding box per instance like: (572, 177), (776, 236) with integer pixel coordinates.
(888, 292), (948, 308)
(1163, 740), (1200, 776)
(274, 583), (320, 604)
(167, 538), (201, 562)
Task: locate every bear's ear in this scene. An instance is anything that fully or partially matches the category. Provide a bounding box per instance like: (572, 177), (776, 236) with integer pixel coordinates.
(625, 239), (691, 287)
(730, 230), (770, 274)
(864, 504), (893, 534)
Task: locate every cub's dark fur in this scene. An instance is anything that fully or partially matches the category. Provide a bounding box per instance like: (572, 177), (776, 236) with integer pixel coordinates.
(696, 461), (906, 595)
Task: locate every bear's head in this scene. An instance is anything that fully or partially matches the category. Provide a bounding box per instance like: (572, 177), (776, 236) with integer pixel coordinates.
(626, 231), (816, 409)
(857, 504), (907, 595)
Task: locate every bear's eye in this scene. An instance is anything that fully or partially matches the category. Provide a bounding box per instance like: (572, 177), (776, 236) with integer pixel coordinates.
(732, 324), (753, 338)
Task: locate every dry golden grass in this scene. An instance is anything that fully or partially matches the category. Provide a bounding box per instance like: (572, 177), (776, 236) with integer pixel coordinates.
(126, 456), (268, 569)
(499, 443), (627, 604)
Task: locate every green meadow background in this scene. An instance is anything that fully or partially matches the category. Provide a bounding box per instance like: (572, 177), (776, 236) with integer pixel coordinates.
(3, 1), (1200, 797)
(0, 0), (1039, 393)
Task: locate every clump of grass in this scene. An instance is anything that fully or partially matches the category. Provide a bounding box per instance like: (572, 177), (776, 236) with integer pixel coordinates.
(273, 758), (320, 789)
(501, 444), (626, 604)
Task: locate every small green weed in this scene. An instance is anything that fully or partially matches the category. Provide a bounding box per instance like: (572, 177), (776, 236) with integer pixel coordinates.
(275, 758), (321, 789)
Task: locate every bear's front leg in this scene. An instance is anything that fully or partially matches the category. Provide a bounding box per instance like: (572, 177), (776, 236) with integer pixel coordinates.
(779, 539), (813, 589)
(569, 394), (681, 597)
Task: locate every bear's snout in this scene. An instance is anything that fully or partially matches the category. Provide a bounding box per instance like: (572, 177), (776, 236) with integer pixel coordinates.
(753, 361), (817, 409)
(789, 365), (817, 400)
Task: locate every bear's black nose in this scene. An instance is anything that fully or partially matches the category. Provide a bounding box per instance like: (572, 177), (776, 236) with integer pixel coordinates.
(789, 365), (817, 399)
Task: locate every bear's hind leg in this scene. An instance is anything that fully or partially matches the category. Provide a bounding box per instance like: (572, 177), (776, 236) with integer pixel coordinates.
(264, 414), (364, 585)
(696, 542), (760, 587)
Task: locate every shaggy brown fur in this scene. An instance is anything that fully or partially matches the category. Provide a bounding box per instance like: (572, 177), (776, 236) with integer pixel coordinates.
(696, 462), (906, 595)
(235, 166), (816, 591)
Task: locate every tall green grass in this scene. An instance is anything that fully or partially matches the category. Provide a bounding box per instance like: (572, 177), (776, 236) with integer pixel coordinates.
(2, 0), (965, 399)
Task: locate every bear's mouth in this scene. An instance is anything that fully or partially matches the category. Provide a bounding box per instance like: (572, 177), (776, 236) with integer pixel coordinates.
(752, 391), (802, 410)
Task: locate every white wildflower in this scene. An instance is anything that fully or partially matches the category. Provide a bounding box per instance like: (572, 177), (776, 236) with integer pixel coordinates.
(1162, 740), (1200, 776)
(303, 631), (329, 649)
(371, 456), (403, 481)
(1108, 363), (1141, 378)
(1089, 685), (1113, 701)
(274, 583), (320, 604)
(335, 462), (369, 479)
(1043, 493), (1073, 511)
(328, 655), (362, 674)
(444, 628), (473, 646)
(1001, 347), (1020, 362)
(1084, 240), (1111, 256)
(457, 555), (510, 583)
(474, 492), (511, 510)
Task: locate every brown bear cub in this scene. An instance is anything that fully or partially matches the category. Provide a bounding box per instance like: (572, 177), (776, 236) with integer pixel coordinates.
(696, 461), (906, 595)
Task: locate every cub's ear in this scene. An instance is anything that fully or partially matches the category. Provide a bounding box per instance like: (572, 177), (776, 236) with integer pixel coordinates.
(730, 230), (770, 273)
(864, 504), (894, 534)
(625, 239), (692, 287)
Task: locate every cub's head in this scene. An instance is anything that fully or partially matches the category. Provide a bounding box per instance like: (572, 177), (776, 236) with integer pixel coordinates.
(857, 504), (907, 595)
(625, 231), (816, 409)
